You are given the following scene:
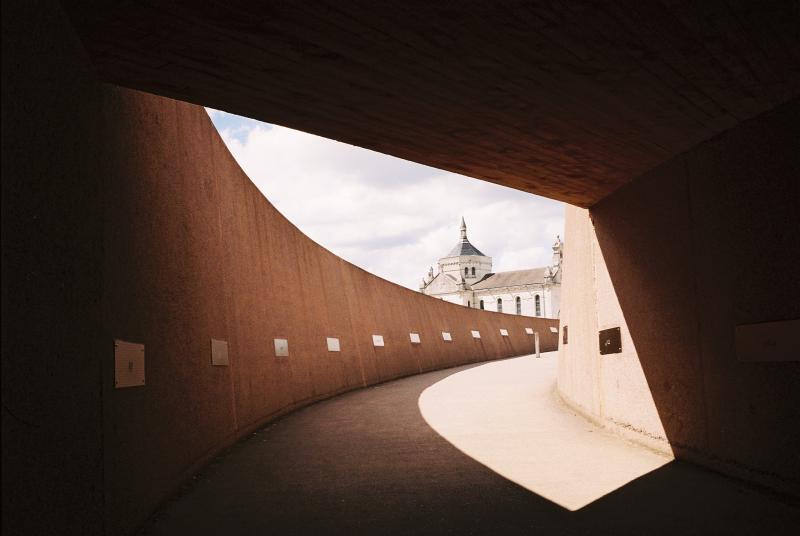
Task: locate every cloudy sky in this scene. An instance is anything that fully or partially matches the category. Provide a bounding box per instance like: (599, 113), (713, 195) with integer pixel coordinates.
(207, 109), (564, 290)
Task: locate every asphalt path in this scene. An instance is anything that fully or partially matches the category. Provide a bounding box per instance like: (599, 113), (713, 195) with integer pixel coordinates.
(142, 353), (800, 535)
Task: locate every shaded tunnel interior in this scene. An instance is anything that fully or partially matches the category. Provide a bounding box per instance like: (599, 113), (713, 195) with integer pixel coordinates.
(59, 0), (800, 207)
(141, 360), (799, 535)
(590, 101), (800, 487)
(3, 1), (799, 535)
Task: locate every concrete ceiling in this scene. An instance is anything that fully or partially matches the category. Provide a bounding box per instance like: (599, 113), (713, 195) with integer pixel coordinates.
(62, 1), (800, 207)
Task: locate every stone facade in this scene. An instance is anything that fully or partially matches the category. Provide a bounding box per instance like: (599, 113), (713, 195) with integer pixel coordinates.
(420, 219), (562, 318)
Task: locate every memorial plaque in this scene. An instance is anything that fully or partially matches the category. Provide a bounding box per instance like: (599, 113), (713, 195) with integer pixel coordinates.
(327, 337), (340, 352)
(500, 328), (509, 336)
(471, 330), (481, 339)
(441, 331), (452, 342)
(274, 338), (289, 357)
(211, 339), (229, 366)
(114, 339), (145, 388)
(525, 327), (534, 335)
(409, 333), (421, 344)
(372, 334), (385, 347)
(550, 326), (558, 333)
(598, 327), (622, 355)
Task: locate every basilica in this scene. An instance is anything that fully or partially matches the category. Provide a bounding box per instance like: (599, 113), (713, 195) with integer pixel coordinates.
(419, 218), (562, 318)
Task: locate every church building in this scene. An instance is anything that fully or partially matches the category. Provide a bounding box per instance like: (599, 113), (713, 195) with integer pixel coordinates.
(419, 218), (562, 318)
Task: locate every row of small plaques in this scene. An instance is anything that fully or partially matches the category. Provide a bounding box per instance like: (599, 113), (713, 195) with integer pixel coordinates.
(114, 338), (230, 389)
(115, 324), (559, 388)
(317, 326), (547, 353)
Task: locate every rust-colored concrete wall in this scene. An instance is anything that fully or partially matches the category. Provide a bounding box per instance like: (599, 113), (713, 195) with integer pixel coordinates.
(558, 99), (800, 495)
(2, 3), (557, 535)
(103, 93), (557, 534)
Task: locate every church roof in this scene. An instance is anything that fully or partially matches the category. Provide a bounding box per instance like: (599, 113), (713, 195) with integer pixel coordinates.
(446, 238), (486, 257)
(444, 216), (487, 257)
(471, 267), (549, 289)
(422, 272), (461, 292)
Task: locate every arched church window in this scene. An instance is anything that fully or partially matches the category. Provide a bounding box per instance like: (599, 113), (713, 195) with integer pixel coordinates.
(497, 298), (503, 313)
(535, 295), (541, 316)
(471, 267), (475, 276)
(480, 300), (484, 310)
(516, 296), (521, 315)
(468, 301), (471, 308)
(465, 267), (469, 276)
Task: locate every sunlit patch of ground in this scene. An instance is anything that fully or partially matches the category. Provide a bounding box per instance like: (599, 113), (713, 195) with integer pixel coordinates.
(418, 353), (672, 511)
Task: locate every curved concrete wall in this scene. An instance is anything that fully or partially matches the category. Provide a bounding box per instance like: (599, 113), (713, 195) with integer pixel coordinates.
(558, 99), (800, 496)
(103, 92), (557, 534)
(2, 3), (557, 535)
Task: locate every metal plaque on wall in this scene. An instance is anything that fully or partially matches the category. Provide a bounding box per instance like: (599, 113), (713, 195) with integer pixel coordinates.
(114, 339), (145, 388)
(274, 338), (289, 357)
(499, 328), (509, 337)
(372, 335), (385, 347)
(471, 330), (481, 339)
(327, 337), (341, 352)
(525, 327), (534, 335)
(211, 339), (230, 366)
(599, 327), (622, 355)
(409, 333), (421, 344)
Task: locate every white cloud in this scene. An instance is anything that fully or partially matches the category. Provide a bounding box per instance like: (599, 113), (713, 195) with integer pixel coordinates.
(206, 109), (564, 290)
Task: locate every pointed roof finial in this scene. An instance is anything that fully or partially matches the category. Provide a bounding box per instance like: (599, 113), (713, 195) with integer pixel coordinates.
(445, 216), (486, 257)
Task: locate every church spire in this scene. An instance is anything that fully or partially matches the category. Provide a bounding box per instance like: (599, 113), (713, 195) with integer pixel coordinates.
(445, 217), (486, 257)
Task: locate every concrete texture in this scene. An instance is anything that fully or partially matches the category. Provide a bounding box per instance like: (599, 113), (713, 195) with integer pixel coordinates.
(2, 3), (557, 535)
(559, 207), (670, 455)
(558, 99), (800, 495)
(5, 2), (800, 535)
(59, 1), (800, 207)
(98, 68), (558, 536)
(2, 2), (110, 533)
(141, 355), (800, 535)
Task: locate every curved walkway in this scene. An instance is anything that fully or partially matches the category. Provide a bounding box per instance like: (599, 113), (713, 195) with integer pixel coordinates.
(418, 355), (671, 511)
(142, 354), (799, 535)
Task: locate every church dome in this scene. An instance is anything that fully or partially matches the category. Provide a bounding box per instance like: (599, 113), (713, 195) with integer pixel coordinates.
(446, 217), (487, 257)
(447, 239), (486, 257)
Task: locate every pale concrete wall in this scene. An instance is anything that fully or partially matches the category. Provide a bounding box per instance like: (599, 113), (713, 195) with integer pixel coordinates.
(558, 100), (800, 494)
(558, 208), (602, 418)
(558, 207), (668, 452)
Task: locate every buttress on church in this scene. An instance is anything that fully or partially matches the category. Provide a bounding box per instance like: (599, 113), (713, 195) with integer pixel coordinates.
(419, 218), (562, 318)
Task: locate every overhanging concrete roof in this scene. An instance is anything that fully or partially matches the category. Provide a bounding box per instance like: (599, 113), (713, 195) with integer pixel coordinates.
(62, 1), (800, 207)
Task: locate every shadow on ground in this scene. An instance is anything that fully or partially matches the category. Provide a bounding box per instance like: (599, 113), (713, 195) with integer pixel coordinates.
(140, 361), (800, 535)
